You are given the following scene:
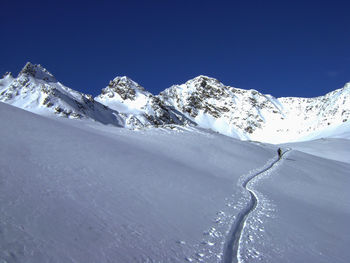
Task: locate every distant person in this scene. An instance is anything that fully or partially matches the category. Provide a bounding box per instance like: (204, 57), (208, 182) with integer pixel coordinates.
(277, 148), (282, 158)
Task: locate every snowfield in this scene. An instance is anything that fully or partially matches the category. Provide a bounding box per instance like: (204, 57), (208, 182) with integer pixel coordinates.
(0, 102), (349, 262)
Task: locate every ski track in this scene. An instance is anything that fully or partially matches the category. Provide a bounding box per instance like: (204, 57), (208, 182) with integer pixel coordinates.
(222, 149), (290, 263)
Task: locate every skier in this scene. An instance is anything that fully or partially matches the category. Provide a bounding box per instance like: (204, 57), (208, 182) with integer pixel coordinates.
(277, 148), (282, 158)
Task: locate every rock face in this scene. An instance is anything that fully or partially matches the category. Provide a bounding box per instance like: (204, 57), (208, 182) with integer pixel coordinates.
(1, 63), (349, 142)
(0, 62), (123, 126)
(95, 76), (194, 129)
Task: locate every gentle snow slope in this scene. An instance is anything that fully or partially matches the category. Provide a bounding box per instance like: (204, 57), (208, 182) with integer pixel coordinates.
(1, 101), (349, 263)
(242, 150), (350, 263)
(0, 102), (274, 262)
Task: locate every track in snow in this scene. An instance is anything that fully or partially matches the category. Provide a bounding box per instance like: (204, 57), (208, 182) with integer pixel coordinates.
(222, 149), (289, 263)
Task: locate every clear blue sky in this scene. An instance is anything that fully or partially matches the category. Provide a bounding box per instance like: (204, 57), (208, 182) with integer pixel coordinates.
(1, 0), (350, 97)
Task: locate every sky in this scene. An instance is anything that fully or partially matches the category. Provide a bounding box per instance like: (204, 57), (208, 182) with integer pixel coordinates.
(1, 0), (350, 98)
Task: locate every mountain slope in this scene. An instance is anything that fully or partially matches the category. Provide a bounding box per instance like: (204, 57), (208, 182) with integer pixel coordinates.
(275, 84), (350, 140)
(159, 75), (286, 140)
(243, 149), (350, 263)
(159, 76), (350, 143)
(1, 102), (349, 262)
(95, 76), (193, 128)
(0, 102), (275, 262)
(0, 63), (123, 126)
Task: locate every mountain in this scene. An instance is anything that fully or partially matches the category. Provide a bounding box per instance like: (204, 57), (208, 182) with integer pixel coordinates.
(277, 84), (350, 141)
(1, 63), (349, 143)
(95, 76), (193, 128)
(159, 75), (350, 143)
(0, 63), (193, 130)
(159, 75), (285, 140)
(0, 62), (123, 126)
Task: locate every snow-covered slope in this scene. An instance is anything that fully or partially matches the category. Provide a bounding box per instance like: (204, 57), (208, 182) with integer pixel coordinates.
(0, 102), (275, 262)
(1, 102), (349, 262)
(159, 76), (350, 143)
(244, 149), (350, 263)
(0, 63), (123, 126)
(95, 76), (193, 128)
(276, 83), (350, 141)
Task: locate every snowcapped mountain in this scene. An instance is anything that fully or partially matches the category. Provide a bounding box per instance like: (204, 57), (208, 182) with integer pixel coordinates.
(0, 63), (193, 130)
(0, 62), (123, 126)
(159, 75), (350, 143)
(95, 76), (193, 128)
(276, 84), (350, 141)
(1, 63), (349, 143)
(159, 75), (285, 140)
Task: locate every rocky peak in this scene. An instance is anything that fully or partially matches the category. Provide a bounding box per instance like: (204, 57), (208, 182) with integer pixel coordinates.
(186, 75), (224, 87)
(100, 76), (149, 101)
(160, 76), (237, 118)
(18, 62), (56, 82)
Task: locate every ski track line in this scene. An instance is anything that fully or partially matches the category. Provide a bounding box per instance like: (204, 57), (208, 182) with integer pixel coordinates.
(222, 149), (290, 263)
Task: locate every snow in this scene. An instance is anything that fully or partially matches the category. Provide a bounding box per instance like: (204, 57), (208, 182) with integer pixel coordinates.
(0, 102), (275, 262)
(297, 120), (350, 141)
(242, 150), (350, 263)
(281, 138), (350, 164)
(1, 101), (349, 262)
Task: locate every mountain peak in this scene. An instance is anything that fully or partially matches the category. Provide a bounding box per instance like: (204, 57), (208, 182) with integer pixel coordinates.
(98, 76), (149, 102)
(192, 75), (217, 81)
(186, 75), (223, 86)
(173, 75), (230, 95)
(109, 76), (146, 92)
(18, 62), (56, 82)
(2, 72), (13, 79)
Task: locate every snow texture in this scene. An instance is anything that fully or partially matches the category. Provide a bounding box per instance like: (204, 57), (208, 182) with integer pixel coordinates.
(0, 102), (275, 262)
